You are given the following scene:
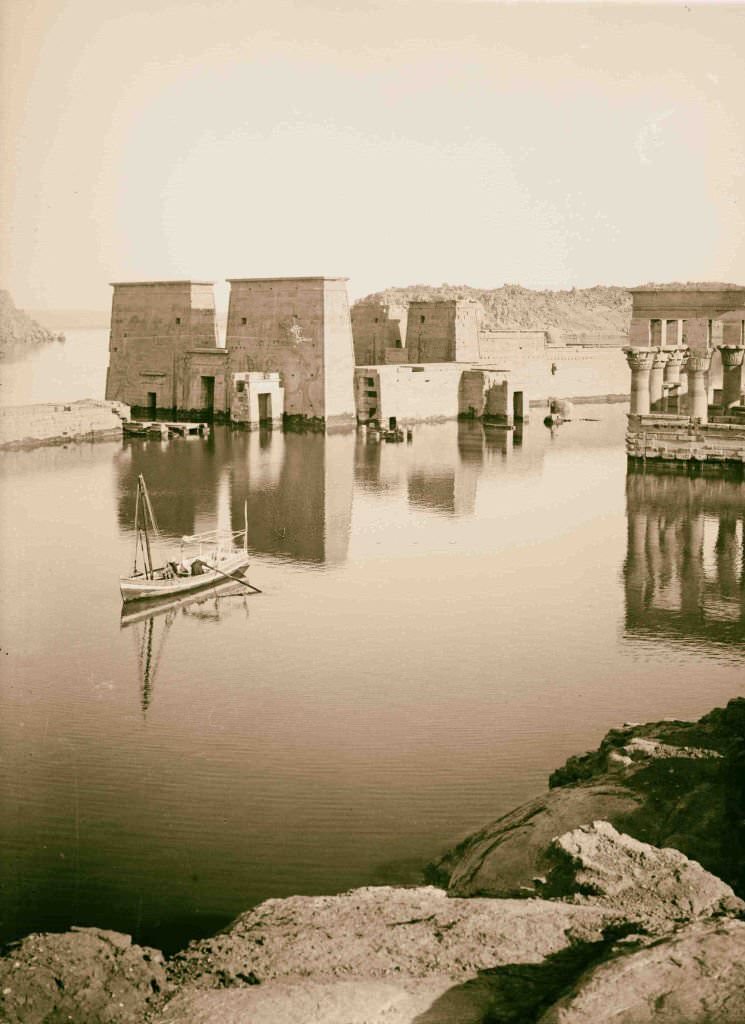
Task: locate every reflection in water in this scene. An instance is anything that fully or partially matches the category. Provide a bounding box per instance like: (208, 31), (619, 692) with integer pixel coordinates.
(352, 420), (541, 518)
(5, 405), (745, 958)
(624, 470), (745, 648)
(121, 582), (252, 714)
(117, 429), (355, 565)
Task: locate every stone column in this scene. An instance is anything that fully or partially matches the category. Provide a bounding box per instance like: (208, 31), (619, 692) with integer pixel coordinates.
(717, 345), (745, 410)
(665, 320), (680, 347)
(662, 348), (686, 412)
(663, 348), (686, 387)
(624, 347), (656, 414)
(649, 349), (668, 410)
(684, 351), (712, 423)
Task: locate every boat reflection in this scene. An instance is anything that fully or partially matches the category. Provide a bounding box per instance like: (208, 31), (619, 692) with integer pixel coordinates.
(120, 580), (253, 713)
(624, 468), (745, 650)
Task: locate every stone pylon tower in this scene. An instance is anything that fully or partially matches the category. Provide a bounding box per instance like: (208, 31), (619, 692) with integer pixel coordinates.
(105, 281), (219, 413)
(225, 277), (356, 426)
(405, 300), (480, 362)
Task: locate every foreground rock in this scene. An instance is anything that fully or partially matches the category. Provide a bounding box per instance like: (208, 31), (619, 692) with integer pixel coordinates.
(0, 926), (168, 1024)
(166, 885), (623, 986)
(541, 820), (744, 933)
(160, 886), (626, 1023)
(158, 825), (745, 1024)
(538, 918), (745, 1023)
(430, 697), (745, 899)
(4, 699), (744, 1023)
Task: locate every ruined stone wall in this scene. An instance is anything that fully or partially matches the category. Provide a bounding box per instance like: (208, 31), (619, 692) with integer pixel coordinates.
(0, 400), (128, 449)
(230, 372), (284, 428)
(105, 282), (219, 410)
(226, 277), (355, 423)
(351, 302), (406, 364)
(477, 331), (546, 364)
(519, 347), (630, 403)
(355, 364), (463, 423)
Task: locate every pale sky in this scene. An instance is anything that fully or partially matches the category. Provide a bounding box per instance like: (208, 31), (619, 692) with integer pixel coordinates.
(1, 0), (744, 311)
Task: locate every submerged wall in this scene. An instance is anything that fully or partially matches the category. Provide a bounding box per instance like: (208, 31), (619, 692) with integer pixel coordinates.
(0, 400), (129, 449)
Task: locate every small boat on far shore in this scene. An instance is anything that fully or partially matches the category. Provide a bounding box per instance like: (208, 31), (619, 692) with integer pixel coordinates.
(120, 475), (259, 603)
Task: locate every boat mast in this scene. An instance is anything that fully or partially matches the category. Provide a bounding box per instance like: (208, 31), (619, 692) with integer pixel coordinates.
(132, 480), (141, 574)
(244, 500), (248, 555)
(138, 474), (154, 579)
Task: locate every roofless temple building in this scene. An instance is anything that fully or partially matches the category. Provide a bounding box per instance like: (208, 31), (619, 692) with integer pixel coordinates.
(623, 284), (745, 468)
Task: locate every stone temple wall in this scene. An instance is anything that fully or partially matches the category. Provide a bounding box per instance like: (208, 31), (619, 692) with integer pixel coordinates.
(405, 301), (481, 363)
(226, 277), (356, 424)
(105, 281), (219, 411)
(351, 302), (406, 364)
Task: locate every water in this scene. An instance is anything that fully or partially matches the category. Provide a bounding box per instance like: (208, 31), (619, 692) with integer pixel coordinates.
(0, 329), (109, 407)
(1, 336), (744, 955)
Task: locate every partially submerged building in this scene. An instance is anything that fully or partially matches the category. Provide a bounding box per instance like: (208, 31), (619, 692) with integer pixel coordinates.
(105, 278), (634, 431)
(623, 284), (745, 469)
(105, 277), (356, 428)
(225, 277), (355, 426)
(105, 281), (228, 417)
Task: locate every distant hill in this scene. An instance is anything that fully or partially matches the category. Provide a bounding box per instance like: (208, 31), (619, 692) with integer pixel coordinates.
(0, 290), (63, 360)
(28, 308), (109, 330)
(356, 284), (633, 336)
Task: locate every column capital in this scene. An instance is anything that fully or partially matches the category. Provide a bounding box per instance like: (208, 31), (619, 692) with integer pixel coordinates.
(662, 348), (686, 368)
(684, 351), (712, 373)
(717, 345), (745, 369)
(623, 347), (656, 371)
(652, 350), (669, 369)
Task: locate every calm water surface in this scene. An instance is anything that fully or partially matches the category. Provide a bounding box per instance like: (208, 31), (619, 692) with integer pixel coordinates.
(1, 336), (744, 953)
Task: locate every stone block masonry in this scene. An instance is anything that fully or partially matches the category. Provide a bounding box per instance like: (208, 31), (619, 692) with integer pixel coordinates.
(0, 400), (129, 450)
(230, 372), (284, 430)
(105, 281), (221, 415)
(350, 301), (407, 364)
(406, 300), (480, 363)
(226, 277), (356, 425)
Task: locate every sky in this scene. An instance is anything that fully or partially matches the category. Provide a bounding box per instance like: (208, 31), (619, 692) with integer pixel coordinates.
(1, 0), (744, 312)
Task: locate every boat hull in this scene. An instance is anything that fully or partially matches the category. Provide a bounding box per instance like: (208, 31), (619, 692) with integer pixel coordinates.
(120, 555), (250, 603)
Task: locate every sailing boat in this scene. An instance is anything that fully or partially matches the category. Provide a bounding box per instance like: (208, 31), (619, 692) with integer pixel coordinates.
(120, 475), (252, 603)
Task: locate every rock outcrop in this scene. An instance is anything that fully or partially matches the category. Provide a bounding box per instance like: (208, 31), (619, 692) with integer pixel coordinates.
(538, 919), (745, 1024)
(540, 820), (744, 933)
(0, 927), (168, 1024)
(429, 698), (745, 901)
(355, 284), (632, 336)
(3, 699), (744, 1023)
(0, 290), (61, 360)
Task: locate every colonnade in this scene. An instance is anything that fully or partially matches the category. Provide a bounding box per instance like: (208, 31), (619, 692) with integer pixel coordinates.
(623, 344), (745, 422)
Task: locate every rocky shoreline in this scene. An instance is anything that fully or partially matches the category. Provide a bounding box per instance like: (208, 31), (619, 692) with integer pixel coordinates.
(2, 698), (744, 1023)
